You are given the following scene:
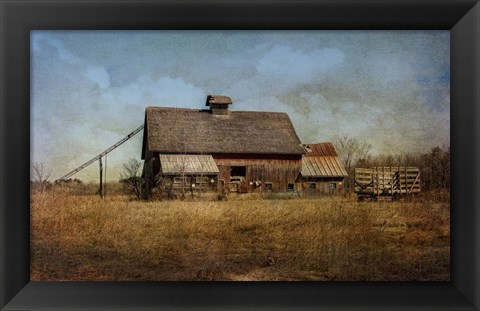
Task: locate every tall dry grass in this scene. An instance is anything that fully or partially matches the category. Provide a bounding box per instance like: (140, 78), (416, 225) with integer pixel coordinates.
(30, 189), (449, 281)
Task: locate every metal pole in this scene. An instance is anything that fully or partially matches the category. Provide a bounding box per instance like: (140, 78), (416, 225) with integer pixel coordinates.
(104, 154), (107, 197)
(99, 157), (103, 198)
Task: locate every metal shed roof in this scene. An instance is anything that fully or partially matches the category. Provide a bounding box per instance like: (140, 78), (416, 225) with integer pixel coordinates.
(159, 154), (219, 175)
(301, 156), (348, 177)
(300, 143), (348, 177)
(303, 142), (338, 157)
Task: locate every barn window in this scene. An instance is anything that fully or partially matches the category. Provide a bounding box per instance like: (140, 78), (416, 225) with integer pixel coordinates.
(231, 166), (246, 177)
(329, 183), (337, 189)
(195, 177), (208, 184)
(309, 182), (316, 189)
(287, 183), (295, 191)
(174, 177), (189, 184)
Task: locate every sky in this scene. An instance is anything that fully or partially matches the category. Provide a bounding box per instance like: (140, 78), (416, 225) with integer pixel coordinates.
(31, 31), (450, 183)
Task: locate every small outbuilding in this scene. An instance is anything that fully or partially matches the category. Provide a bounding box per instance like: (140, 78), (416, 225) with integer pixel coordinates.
(296, 142), (348, 194)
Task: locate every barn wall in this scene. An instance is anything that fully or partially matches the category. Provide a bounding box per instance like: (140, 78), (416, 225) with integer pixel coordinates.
(142, 143), (152, 198)
(162, 174), (219, 193)
(152, 152), (160, 176)
(142, 158), (154, 198)
(213, 154), (302, 192)
(141, 147), (160, 198)
(296, 177), (345, 194)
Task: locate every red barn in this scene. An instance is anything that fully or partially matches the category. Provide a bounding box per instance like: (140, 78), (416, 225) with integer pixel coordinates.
(141, 95), (305, 198)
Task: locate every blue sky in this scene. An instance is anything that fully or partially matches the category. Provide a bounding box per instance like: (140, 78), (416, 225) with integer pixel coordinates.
(31, 31), (449, 182)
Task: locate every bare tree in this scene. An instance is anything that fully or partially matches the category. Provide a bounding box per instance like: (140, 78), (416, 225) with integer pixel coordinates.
(333, 136), (372, 192)
(440, 146), (450, 189)
(420, 146), (450, 190)
(354, 145), (450, 191)
(31, 162), (52, 192)
(334, 136), (372, 170)
(120, 158), (142, 199)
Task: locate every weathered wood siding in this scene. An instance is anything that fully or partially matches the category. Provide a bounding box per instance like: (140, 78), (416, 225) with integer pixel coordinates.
(354, 167), (421, 195)
(142, 150), (160, 199)
(142, 144), (153, 198)
(213, 154), (302, 192)
(296, 177), (345, 194)
(145, 153), (303, 195)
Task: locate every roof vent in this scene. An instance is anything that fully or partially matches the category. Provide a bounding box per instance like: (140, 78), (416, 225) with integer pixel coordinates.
(206, 95), (232, 115)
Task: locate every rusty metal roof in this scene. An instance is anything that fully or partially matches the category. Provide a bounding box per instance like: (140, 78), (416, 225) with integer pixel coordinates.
(159, 154), (219, 175)
(300, 142), (347, 177)
(301, 156), (348, 177)
(303, 142), (338, 156)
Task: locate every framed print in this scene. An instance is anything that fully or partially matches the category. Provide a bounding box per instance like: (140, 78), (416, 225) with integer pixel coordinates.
(1, 0), (479, 310)
(28, 29), (452, 282)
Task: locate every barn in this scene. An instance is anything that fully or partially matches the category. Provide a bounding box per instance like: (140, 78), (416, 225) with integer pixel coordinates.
(296, 142), (348, 194)
(141, 95), (305, 198)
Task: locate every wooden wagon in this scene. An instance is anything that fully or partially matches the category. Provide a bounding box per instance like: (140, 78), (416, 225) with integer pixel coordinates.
(354, 167), (421, 201)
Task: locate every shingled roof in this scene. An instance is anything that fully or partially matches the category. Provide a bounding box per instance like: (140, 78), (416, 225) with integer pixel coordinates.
(142, 106), (304, 158)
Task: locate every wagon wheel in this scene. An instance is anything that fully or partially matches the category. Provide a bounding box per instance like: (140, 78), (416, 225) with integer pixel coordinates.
(358, 195), (370, 202)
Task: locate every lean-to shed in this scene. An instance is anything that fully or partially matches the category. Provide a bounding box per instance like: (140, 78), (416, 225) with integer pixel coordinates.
(296, 142), (348, 194)
(141, 95), (305, 197)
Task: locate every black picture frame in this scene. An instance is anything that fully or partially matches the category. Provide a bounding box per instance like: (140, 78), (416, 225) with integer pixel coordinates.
(1, 0), (479, 310)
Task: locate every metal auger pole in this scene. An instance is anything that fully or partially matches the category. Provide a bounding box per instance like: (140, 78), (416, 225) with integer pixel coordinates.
(99, 157), (104, 199)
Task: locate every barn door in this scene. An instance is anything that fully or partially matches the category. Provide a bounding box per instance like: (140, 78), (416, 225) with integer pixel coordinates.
(229, 166), (247, 193)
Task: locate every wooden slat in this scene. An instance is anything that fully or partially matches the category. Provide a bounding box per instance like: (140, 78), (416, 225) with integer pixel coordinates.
(355, 166), (421, 196)
(356, 168), (373, 172)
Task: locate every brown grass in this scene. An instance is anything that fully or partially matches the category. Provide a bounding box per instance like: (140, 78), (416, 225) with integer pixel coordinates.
(30, 189), (450, 281)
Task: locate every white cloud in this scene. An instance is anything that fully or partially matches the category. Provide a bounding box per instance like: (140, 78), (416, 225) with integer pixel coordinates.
(225, 45), (344, 101)
(32, 57), (207, 181)
(32, 33), (76, 62)
(235, 96), (293, 114)
(85, 66), (111, 89)
(99, 76), (206, 114)
(256, 45), (344, 84)
(32, 34), (207, 181)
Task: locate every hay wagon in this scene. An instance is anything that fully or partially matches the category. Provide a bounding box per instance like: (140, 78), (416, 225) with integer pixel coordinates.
(354, 167), (421, 201)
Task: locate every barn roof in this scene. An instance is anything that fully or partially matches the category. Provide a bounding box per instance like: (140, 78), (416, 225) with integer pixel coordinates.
(303, 142), (338, 156)
(159, 154), (219, 175)
(300, 143), (348, 177)
(143, 106), (304, 157)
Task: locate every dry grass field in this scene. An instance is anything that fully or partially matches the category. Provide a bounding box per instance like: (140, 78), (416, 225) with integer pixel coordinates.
(30, 188), (450, 281)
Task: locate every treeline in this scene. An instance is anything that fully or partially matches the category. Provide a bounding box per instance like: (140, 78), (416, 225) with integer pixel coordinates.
(334, 136), (450, 192)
